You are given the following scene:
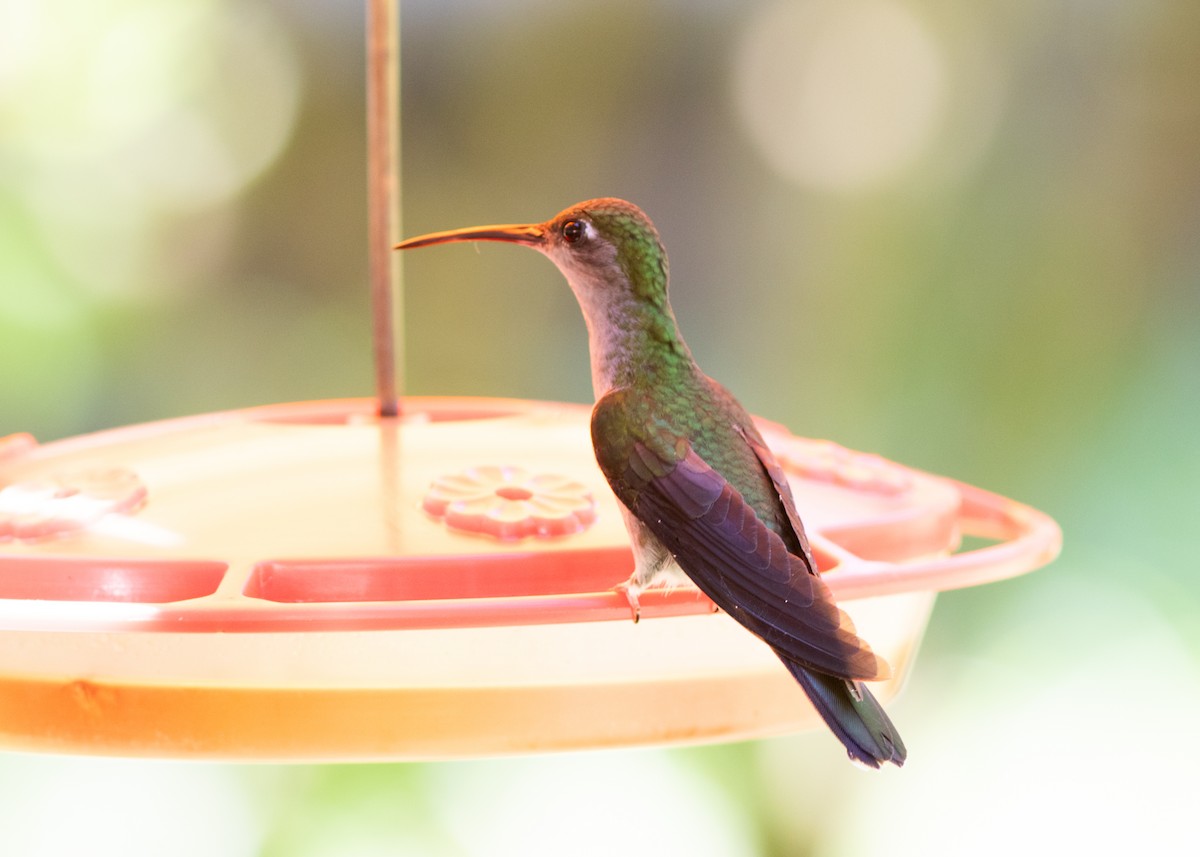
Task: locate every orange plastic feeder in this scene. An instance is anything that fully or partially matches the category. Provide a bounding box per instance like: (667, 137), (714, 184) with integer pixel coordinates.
(0, 398), (1058, 759)
(0, 1), (1059, 760)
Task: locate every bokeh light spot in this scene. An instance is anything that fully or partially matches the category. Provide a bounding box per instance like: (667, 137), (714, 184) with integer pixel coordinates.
(734, 0), (946, 192)
(2, 0), (302, 299)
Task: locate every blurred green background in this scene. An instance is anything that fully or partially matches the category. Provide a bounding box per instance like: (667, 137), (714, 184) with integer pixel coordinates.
(1, 0), (1197, 854)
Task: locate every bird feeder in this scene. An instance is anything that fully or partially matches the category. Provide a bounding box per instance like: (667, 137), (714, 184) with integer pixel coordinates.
(0, 2), (1060, 761)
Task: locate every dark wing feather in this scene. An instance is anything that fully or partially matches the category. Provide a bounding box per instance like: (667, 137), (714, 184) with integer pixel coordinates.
(733, 420), (815, 563)
(592, 392), (887, 681)
(633, 446), (886, 680)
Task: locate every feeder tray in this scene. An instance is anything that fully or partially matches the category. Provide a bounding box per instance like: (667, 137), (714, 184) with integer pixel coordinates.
(0, 397), (1059, 760)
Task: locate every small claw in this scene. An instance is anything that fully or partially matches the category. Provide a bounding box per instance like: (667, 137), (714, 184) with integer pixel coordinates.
(614, 580), (642, 624)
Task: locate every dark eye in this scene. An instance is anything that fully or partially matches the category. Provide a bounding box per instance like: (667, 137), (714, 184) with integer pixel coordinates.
(562, 219), (585, 243)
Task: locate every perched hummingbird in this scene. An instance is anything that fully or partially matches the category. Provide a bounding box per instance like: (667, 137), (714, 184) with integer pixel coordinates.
(396, 198), (905, 767)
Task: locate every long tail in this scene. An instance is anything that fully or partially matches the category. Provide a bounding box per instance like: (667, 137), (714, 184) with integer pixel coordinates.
(783, 658), (907, 768)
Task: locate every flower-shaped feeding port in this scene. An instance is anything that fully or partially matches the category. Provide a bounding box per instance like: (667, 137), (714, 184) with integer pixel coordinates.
(423, 465), (597, 540)
(0, 466), (147, 542)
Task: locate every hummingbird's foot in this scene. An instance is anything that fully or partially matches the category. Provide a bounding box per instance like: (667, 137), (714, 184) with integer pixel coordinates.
(613, 579), (643, 624)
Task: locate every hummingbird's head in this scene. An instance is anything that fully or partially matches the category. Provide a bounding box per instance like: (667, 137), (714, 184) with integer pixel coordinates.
(395, 198), (670, 310)
(538, 199), (668, 304)
(397, 199), (684, 394)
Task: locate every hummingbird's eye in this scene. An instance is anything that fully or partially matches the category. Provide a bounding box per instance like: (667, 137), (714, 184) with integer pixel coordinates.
(562, 219), (585, 244)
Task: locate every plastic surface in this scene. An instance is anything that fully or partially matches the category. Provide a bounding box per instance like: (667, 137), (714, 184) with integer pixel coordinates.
(0, 398), (1060, 759)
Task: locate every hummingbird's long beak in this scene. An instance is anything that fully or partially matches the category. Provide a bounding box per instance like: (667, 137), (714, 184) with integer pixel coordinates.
(394, 223), (544, 250)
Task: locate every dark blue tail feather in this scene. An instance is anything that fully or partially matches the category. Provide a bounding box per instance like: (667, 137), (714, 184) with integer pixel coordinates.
(783, 656), (906, 768)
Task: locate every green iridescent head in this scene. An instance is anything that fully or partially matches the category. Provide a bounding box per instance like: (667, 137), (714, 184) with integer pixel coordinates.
(396, 198), (689, 395)
(543, 198), (668, 303)
(395, 197), (670, 307)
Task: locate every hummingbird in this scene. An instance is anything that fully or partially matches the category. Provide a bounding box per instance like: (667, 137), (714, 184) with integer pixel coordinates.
(396, 198), (905, 767)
